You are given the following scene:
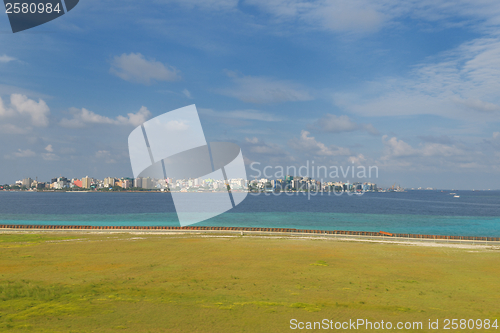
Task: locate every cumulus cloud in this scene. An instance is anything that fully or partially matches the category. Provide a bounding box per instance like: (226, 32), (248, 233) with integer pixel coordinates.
(14, 149), (36, 157)
(0, 94), (50, 127)
(243, 136), (288, 155)
(116, 106), (152, 126)
(219, 71), (313, 104)
(10, 94), (50, 127)
(60, 106), (152, 128)
(4, 146), (60, 160)
(4, 149), (36, 159)
(382, 135), (417, 157)
(381, 135), (469, 170)
(42, 153), (59, 161)
(289, 130), (351, 156)
(348, 154), (367, 165)
(0, 123), (28, 134)
(0, 55), (16, 63)
(110, 53), (180, 84)
(311, 114), (379, 135)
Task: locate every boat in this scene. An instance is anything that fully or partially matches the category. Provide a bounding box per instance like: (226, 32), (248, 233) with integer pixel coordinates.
(454, 195), (460, 198)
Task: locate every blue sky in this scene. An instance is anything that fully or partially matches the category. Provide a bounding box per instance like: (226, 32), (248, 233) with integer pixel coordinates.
(1, 0), (500, 189)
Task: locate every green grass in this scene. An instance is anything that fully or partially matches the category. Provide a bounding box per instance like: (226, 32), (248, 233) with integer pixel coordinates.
(0, 233), (499, 332)
(0, 233), (79, 244)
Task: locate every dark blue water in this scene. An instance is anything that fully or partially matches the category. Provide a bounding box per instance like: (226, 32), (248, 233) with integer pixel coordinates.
(1, 190), (499, 237)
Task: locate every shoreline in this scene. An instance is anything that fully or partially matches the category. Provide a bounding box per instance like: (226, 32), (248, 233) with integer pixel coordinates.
(1, 224), (499, 248)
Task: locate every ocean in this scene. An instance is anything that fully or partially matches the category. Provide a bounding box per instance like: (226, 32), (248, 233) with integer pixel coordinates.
(1, 190), (500, 237)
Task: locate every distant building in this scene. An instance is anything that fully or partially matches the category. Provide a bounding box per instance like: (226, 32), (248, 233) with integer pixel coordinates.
(104, 177), (115, 188)
(134, 178), (142, 188)
(22, 178), (32, 188)
(82, 176), (91, 189)
(122, 179), (132, 189)
(142, 177), (152, 189)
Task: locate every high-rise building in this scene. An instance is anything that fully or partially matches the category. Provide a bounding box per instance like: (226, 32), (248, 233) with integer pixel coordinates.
(134, 177), (142, 188)
(82, 176), (91, 189)
(22, 178), (32, 188)
(104, 177), (115, 187)
(122, 179), (132, 189)
(142, 177), (152, 189)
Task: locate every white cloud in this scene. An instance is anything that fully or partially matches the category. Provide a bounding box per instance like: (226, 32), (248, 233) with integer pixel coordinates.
(315, 114), (359, 132)
(245, 0), (500, 35)
(363, 124), (379, 135)
(219, 71), (313, 104)
(42, 153), (59, 161)
(4, 146), (60, 160)
(110, 53), (180, 85)
(0, 97), (14, 117)
(243, 136), (287, 155)
(453, 97), (500, 113)
(158, 0), (238, 10)
(246, 0), (389, 34)
(334, 37), (500, 121)
(0, 55), (16, 63)
(382, 135), (417, 157)
(95, 150), (117, 163)
(200, 108), (282, 121)
(163, 120), (189, 131)
(0, 123), (28, 134)
(10, 94), (50, 127)
(289, 130), (351, 156)
(116, 106), (152, 127)
(182, 89), (193, 99)
(348, 154), (367, 165)
(0, 94), (50, 127)
(60, 106), (152, 128)
(380, 135), (472, 171)
(15, 149), (36, 158)
(311, 114), (379, 135)
(5, 149), (36, 159)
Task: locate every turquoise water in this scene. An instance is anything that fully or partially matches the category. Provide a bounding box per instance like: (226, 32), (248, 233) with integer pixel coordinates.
(1, 191), (500, 237)
(1, 212), (500, 237)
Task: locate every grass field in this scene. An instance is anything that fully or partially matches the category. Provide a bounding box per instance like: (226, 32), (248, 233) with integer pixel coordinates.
(0, 232), (499, 332)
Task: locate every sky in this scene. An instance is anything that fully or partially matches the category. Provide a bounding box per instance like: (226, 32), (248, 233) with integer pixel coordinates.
(1, 0), (500, 189)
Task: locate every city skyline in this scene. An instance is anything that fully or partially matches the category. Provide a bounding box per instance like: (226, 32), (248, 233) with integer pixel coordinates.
(2, 174), (406, 192)
(2, 1), (500, 189)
